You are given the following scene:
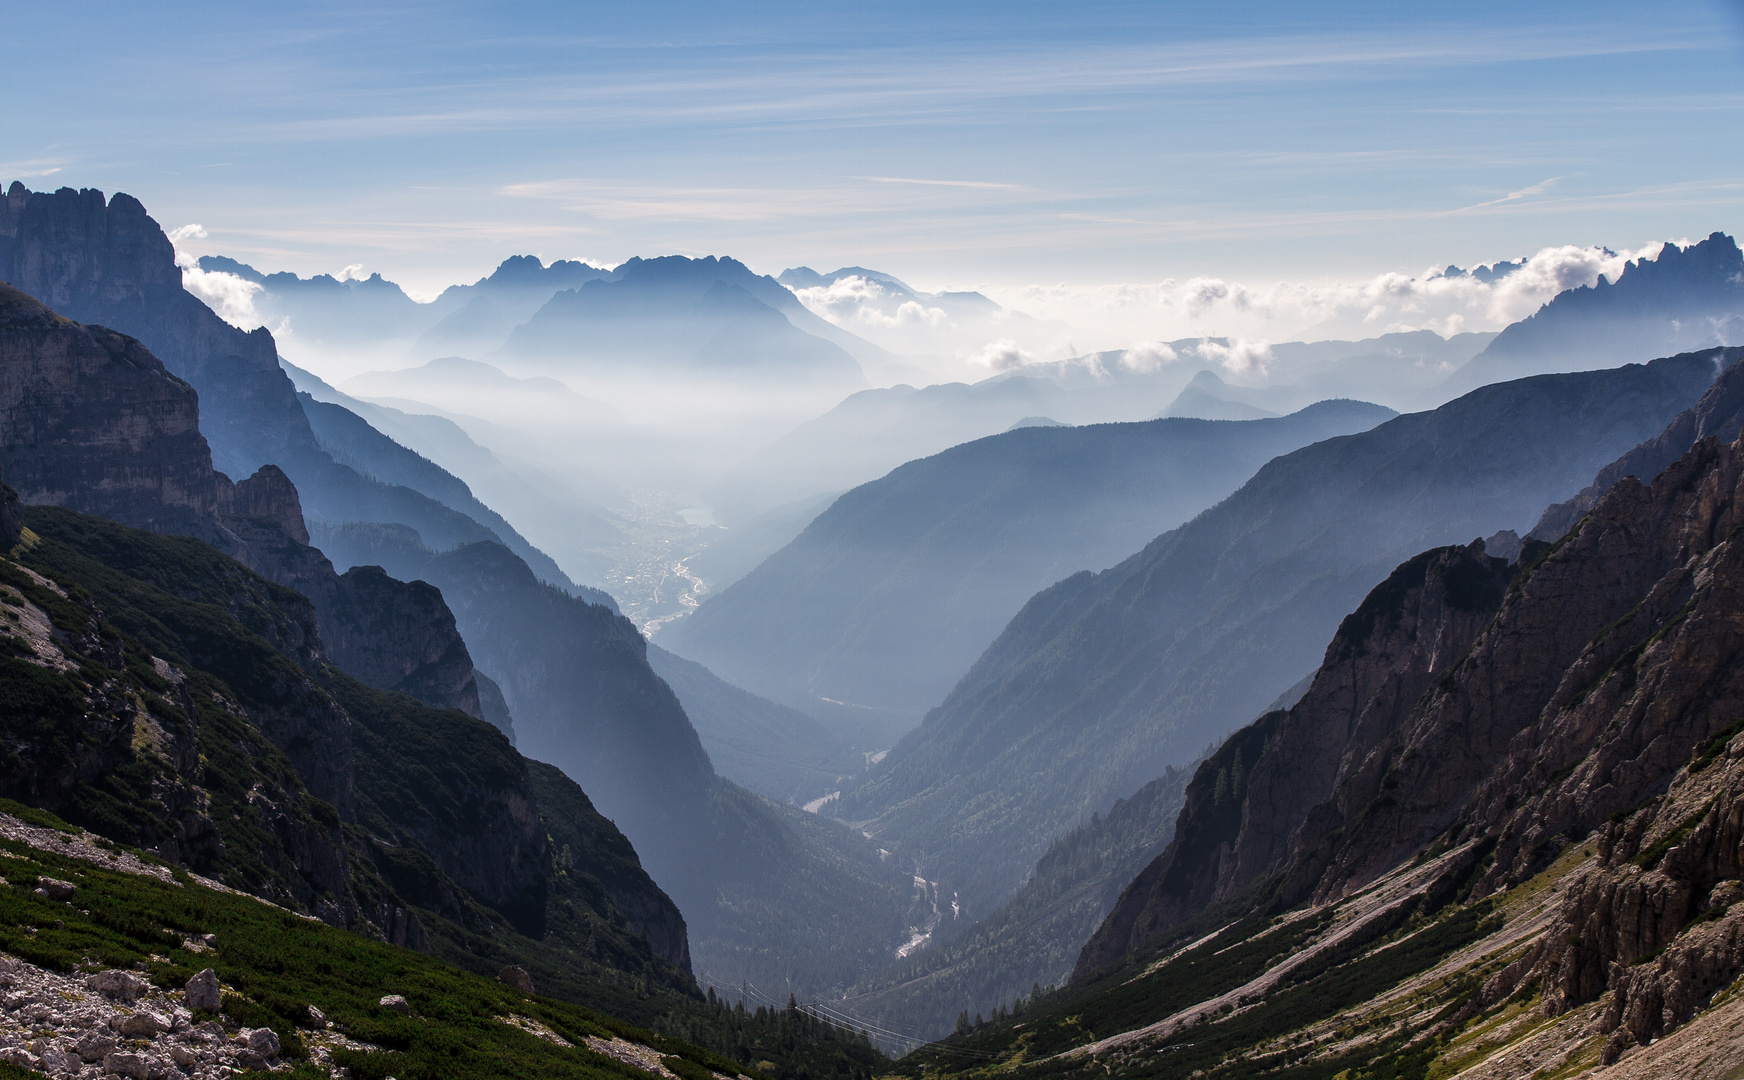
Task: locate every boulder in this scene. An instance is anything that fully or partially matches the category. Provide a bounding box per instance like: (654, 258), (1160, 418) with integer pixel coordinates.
(241, 1027), (280, 1057)
(75, 1032), (116, 1063)
(101, 1050), (152, 1080)
(182, 968), (220, 1012)
(115, 1010), (166, 1036)
(496, 965), (534, 993)
(85, 970), (146, 1002)
(35, 878), (74, 901)
(379, 994), (410, 1015)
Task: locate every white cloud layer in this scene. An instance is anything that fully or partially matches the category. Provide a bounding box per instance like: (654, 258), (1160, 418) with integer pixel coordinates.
(966, 338), (1033, 372)
(169, 224), (268, 330)
(981, 241), (1670, 348)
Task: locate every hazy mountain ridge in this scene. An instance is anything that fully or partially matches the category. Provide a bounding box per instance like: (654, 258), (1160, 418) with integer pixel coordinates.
(899, 358), (1744, 1080)
(837, 352), (1724, 922)
(1445, 231), (1744, 394)
(410, 538), (916, 997)
(498, 255), (867, 388)
(646, 644), (864, 806)
(0, 184), (582, 595)
(668, 399), (1396, 722)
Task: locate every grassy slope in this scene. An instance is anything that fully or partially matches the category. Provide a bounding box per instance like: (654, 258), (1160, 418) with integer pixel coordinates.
(0, 805), (737, 1080)
(1, 506), (888, 1080)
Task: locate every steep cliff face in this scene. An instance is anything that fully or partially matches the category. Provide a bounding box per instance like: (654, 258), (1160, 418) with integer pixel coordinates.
(0, 282), (220, 533)
(839, 353), (1719, 922)
(0, 280), (485, 721)
(1049, 412), (1744, 1074)
(1529, 345), (1744, 541)
(1077, 543), (1513, 976)
(0, 184), (310, 480)
(0, 184), (577, 593)
(16, 503), (694, 992)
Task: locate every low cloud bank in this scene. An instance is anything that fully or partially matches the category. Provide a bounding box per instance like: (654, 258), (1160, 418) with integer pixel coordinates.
(980, 241), (1669, 347)
(170, 225), (268, 330)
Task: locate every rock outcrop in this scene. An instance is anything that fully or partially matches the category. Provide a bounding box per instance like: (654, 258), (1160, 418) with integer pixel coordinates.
(0, 282), (221, 534)
(1078, 542), (1513, 976)
(0, 184), (310, 481)
(1074, 376), (1744, 1063)
(1529, 345), (1744, 541)
(322, 566), (480, 718)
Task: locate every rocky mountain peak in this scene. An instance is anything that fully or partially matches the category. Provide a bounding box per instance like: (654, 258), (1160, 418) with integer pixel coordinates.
(228, 463), (310, 544)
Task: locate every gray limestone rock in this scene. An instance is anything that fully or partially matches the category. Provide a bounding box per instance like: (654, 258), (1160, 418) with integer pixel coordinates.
(181, 969), (219, 1013)
(84, 971), (145, 1003)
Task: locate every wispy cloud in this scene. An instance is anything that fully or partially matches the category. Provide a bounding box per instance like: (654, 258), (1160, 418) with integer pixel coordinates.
(0, 159), (65, 180)
(857, 176), (1022, 190)
(1458, 175), (1570, 211)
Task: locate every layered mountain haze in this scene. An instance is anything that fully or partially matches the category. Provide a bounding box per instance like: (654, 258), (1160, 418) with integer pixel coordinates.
(1444, 232), (1744, 396)
(0, 184), (583, 597)
(900, 355), (1744, 1080)
(703, 329), (1493, 532)
(497, 255), (868, 392)
(837, 351), (1727, 923)
(0, 249), (916, 1076)
(668, 399), (1397, 725)
(407, 538), (914, 995)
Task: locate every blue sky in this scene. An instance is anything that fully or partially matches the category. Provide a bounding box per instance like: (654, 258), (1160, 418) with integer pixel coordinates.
(4, 1), (1742, 307)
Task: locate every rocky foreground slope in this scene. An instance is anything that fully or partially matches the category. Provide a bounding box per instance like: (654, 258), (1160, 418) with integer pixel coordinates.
(901, 368), (1744, 1079)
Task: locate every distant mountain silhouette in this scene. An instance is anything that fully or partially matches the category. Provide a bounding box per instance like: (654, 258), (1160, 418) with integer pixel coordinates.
(286, 360), (626, 585)
(1444, 232), (1744, 394)
(1159, 371), (1279, 420)
(665, 400), (1395, 725)
(498, 256), (868, 387)
(0, 185), (578, 588)
(197, 255), (429, 344)
(412, 255), (613, 360)
(832, 352), (1724, 920)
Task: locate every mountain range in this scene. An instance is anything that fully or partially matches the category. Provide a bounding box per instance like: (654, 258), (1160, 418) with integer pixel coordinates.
(832, 350), (1730, 922)
(667, 400), (1396, 728)
(0, 185), (938, 1015)
(905, 348), (1744, 1080)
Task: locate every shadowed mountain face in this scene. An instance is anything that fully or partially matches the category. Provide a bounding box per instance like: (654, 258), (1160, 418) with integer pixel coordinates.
(667, 400), (1396, 723)
(0, 184), (578, 593)
(835, 353), (1724, 921)
(410, 539), (913, 996)
(907, 416), (1744, 1078)
(1445, 231), (1744, 395)
(645, 643), (864, 807)
(497, 255), (866, 388)
(0, 282), (221, 533)
(1055, 387), (1744, 1067)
